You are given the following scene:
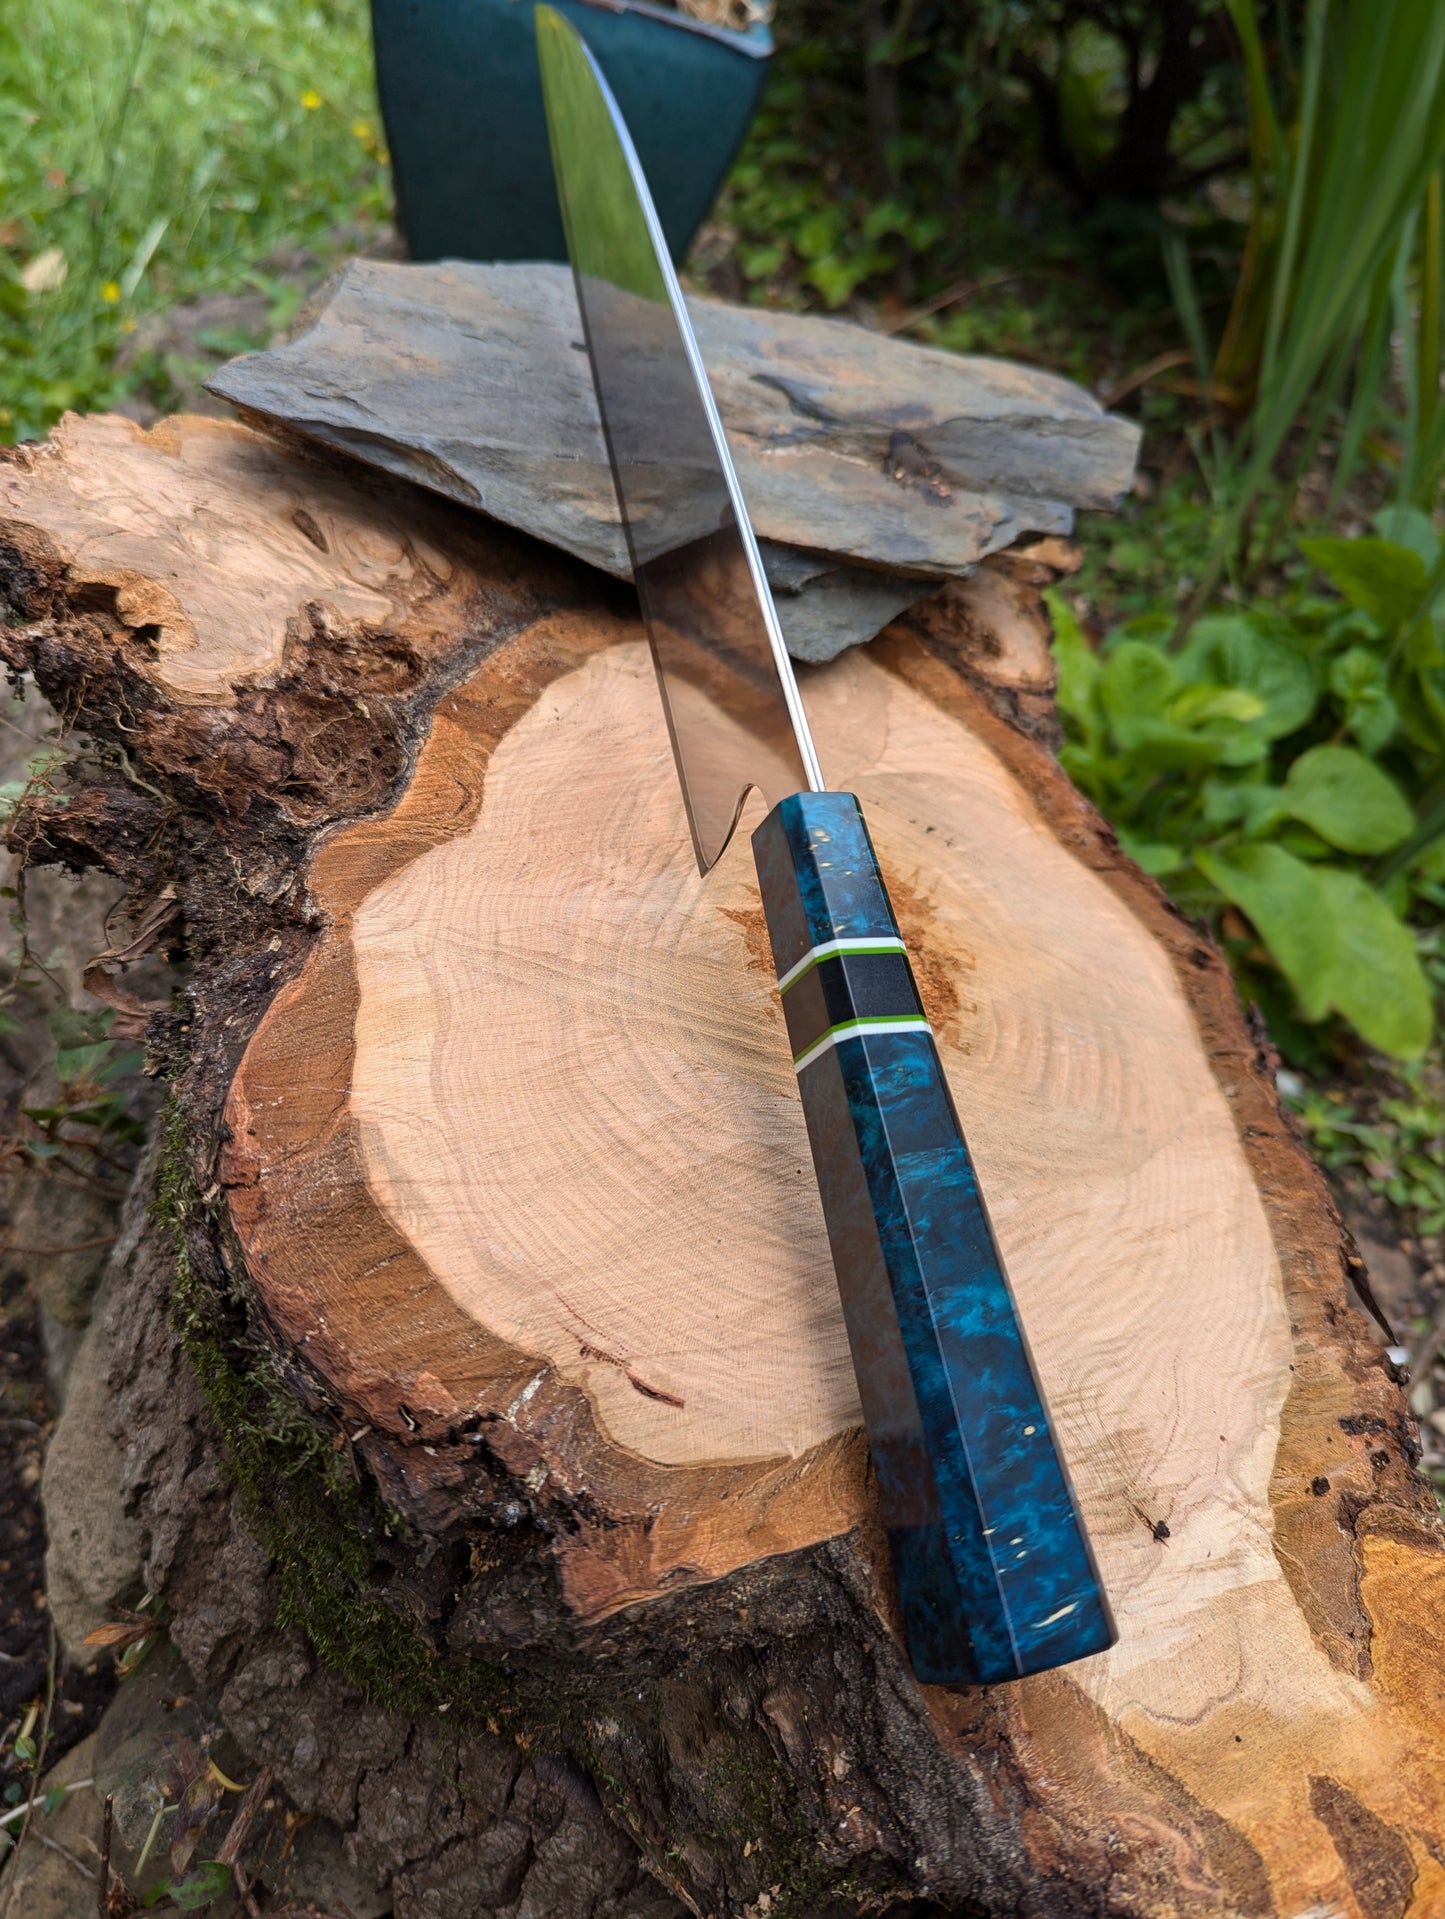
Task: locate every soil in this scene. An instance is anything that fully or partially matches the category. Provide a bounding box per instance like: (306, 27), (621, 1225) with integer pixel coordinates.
(0, 1267), (115, 1808)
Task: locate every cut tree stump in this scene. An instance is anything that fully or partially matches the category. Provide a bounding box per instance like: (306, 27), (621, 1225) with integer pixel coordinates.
(3, 409), (1445, 1919)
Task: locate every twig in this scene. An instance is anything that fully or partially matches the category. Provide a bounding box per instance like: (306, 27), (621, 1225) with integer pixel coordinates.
(98, 1793), (114, 1919)
(878, 268), (1023, 336)
(233, 1865), (264, 1919)
(2, 1234), (118, 1257)
(216, 1767), (272, 1919)
(215, 1766), (273, 1867)
(0, 1624), (56, 1919)
(1096, 348), (1196, 409)
(0, 1777), (95, 1830)
(36, 1831), (97, 1881)
(1408, 1288), (1445, 1383)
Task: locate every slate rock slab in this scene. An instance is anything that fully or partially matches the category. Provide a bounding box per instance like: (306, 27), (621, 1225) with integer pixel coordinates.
(210, 260), (1139, 660)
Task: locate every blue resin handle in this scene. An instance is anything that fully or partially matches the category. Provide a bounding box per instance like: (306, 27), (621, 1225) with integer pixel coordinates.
(752, 790), (1115, 1686)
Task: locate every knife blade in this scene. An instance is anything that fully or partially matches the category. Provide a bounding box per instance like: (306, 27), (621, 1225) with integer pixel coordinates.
(535, 2), (1114, 1686)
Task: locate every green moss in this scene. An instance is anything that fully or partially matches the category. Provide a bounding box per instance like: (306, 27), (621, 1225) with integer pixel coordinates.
(699, 1737), (909, 1917)
(157, 1101), (515, 1725)
(154, 1102), (910, 1915)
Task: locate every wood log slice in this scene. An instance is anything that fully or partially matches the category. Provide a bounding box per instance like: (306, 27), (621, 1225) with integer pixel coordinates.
(2, 410), (1444, 1919)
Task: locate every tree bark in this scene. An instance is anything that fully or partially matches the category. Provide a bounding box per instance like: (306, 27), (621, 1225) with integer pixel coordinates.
(2, 409), (1444, 1919)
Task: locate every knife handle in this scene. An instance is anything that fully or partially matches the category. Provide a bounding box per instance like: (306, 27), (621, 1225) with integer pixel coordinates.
(751, 790), (1114, 1686)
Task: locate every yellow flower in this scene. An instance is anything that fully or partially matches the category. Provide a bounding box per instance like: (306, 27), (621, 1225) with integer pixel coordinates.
(300, 88), (322, 110)
(101, 279), (120, 303)
(351, 119), (372, 141)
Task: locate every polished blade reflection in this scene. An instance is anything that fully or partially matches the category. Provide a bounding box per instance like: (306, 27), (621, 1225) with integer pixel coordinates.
(536, 6), (823, 872)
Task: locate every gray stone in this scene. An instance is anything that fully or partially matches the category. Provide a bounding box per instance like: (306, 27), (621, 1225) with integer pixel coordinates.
(755, 540), (930, 664)
(0, 1731), (105, 1915)
(8, 1159), (118, 1340)
(208, 260), (1139, 660)
(42, 1313), (145, 1654)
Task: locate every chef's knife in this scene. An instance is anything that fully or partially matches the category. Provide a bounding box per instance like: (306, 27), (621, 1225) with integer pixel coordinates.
(535, 4), (1114, 1686)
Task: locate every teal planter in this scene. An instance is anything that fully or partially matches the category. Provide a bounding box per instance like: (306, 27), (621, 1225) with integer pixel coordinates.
(370, 0), (771, 265)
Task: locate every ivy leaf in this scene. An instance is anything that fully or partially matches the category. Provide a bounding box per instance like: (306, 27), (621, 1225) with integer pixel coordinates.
(1282, 744), (1413, 853)
(1301, 536), (1427, 635)
(1313, 869), (1433, 1058)
(1196, 844), (1337, 1020)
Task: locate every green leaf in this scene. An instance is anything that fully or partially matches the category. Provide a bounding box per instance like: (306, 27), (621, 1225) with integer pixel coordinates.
(1201, 779), (1289, 835)
(156, 1861), (234, 1910)
(1196, 843), (1338, 1019)
(1275, 824), (1335, 861)
(54, 1040), (112, 1082)
(1167, 685), (1267, 727)
(1179, 615), (1318, 738)
(1115, 829), (1185, 877)
(1100, 639), (1267, 768)
(1045, 587), (1100, 740)
(1282, 744), (1414, 852)
(41, 1786), (64, 1817)
(1373, 503), (1440, 567)
(1301, 536), (1428, 634)
(1100, 639), (1174, 722)
(1199, 846), (1433, 1057)
(1328, 645), (1399, 753)
(1313, 868), (1433, 1057)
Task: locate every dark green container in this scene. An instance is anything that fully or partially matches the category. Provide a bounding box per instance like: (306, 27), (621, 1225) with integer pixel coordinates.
(370, 0), (771, 265)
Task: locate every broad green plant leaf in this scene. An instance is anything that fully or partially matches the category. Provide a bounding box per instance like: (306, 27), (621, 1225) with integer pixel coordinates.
(1198, 845), (1432, 1056)
(1300, 537), (1427, 633)
(1327, 645), (1399, 753)
(1313, 868), (1432, 1057)
(1100, 640), (1173, 723)
(1196, 843), (1337, 1020)
(1201, 779), (1290, 836)
(1115, 829), (1186, 877)
(1374, 503), (1441, 567)
(1281, 744), (1414, 853)
(1101, 640), (1267, 770)
(1179, 614), (1317, 737)
(1045, 588), (1100, 742)
(144, 1861), (232, 1910)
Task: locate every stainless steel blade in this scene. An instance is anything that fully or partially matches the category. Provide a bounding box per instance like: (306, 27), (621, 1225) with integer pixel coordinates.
(536, 4), (824, 873)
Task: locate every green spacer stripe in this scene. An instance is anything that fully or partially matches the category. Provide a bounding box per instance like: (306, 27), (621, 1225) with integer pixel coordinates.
(792, 1015), (932, 1072)
(778, 939), (906, 995)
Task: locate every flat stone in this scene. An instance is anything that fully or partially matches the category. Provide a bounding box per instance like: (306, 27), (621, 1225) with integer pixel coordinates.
(208, 260), (1139, 661)
(42, 1315), (144, 1654)
(0, 1732), (105, 1915)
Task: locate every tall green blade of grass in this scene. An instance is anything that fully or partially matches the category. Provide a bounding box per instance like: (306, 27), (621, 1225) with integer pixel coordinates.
(1175, 0), (1445, 625)
(0, 0), (390, 443)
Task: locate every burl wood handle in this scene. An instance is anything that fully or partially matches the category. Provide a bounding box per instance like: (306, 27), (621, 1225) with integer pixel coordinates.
(752, 790), (1115, 1686)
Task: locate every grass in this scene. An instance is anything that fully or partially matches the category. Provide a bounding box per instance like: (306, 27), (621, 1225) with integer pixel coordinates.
(0, 0), (389, 443)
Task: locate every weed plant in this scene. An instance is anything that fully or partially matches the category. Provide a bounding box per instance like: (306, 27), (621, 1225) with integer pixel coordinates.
(0, 0), (388, 442)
